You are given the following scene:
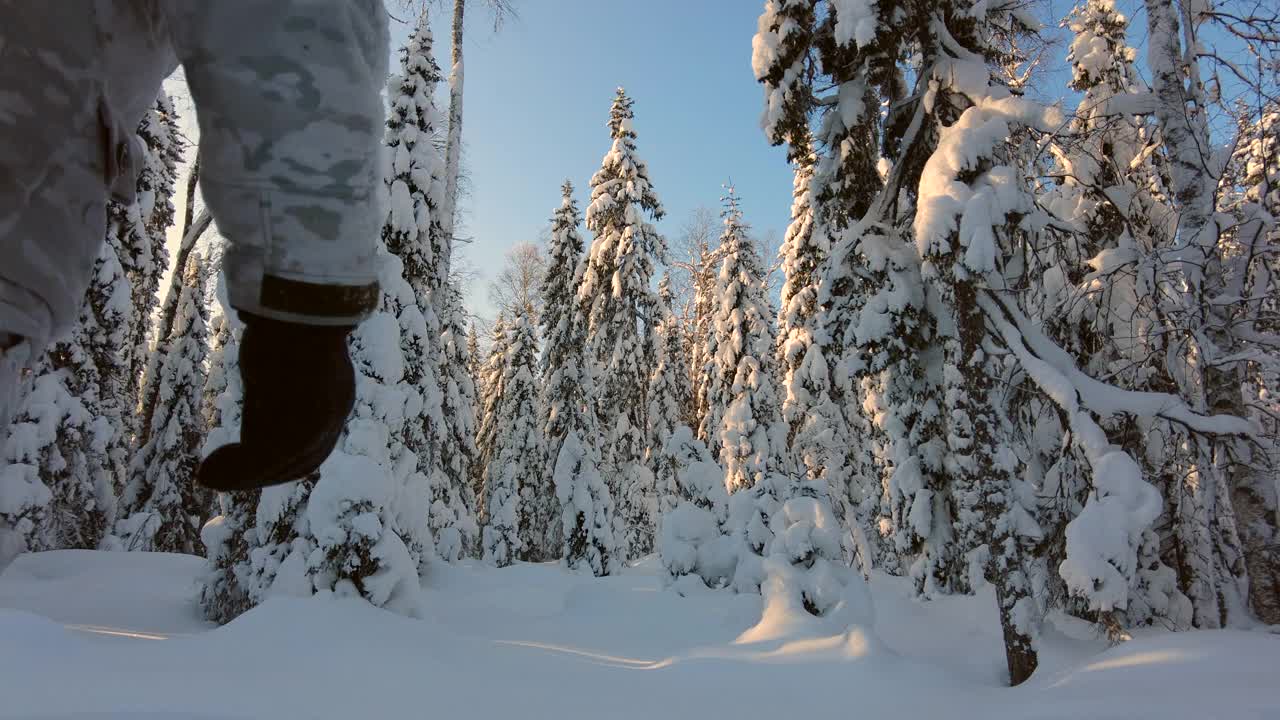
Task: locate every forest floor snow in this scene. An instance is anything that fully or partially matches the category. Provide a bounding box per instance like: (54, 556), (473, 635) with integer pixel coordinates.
(0, 550), (1275, 719)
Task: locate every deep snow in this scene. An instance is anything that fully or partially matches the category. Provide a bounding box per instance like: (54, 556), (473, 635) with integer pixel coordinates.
(0, 550), (1275, 719)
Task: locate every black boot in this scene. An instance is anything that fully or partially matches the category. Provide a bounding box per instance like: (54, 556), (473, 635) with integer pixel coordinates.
(196, 313), (356, 492)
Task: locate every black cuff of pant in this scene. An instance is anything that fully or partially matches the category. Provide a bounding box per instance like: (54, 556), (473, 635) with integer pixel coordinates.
(234, 275), (379, 327)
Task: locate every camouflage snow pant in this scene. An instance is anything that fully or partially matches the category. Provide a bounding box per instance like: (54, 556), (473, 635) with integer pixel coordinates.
(0, 336), (29, 439)
(0, 0), (389, 440)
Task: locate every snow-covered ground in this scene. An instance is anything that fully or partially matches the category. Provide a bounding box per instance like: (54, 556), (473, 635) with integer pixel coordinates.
(0, 551), (1274, 720)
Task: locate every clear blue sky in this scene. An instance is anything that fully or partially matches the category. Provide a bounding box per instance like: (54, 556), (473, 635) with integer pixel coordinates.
(386, 0), (794, 320)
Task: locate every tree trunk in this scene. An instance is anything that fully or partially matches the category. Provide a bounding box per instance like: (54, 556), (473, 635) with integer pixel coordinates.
(443, 0), (466, 256)
(180, 153), (201, 246)
(959, 283), (1038, 686)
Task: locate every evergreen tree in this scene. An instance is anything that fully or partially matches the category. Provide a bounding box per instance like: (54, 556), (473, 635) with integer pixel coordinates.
(377, 254), (439, 573)
(688, 241), (721, 436)
(198, 310), (258, 624)
(466, 323), (483, 384)
(12, 235), (134, 554)
(2, 355), (101, 554)
(754, 0), (1039, 681)
(538, 181), (619, 574)
(648, 275), (694, 525)
(538, 181), (588, 561)
(384, 10), (449, 305)
(86, 214), (137, 509)
(383, 11), (473, 564)
(699, 187), (786, 493)
(114, 255), (211, 554)
(483, 306), (542, 567)
(40, 241), (132, 551)
(473, 314), (510, 524)
(0, 103), (163, 563)
(579, 88), (666, 559)
(121, 93), (182, 417)
(657, 427), (734, 589)
(774, 136), (859, 564)
(438, 282), (482, 558)
(554, 423), (618, 576)
(775, 138), (825, 472)
(0, 367), (67, 560)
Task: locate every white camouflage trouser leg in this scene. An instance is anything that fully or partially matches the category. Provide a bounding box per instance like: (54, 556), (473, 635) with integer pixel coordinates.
(0, 335), (31, 444)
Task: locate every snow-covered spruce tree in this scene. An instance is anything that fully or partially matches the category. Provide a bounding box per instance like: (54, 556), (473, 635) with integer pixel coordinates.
(372, 254), (437, 573)
(438, 281), (482, 558)
(658, 426), (735, 590)
(473, 313), (510, 524)
(383, 12), (477, 563)
(466, 323), (482, 384)
(136, 206), (212, 448)
(384, 9), (449, 307)
(773, 133), (861, 560)
(121, 93), (182, 412)
(88, 202), (140, 499)
(0, 367), (62, 562)
(554, 427), (619, 577)
(538, 181), (588, 561)
(483, 306), (543, 567)
(198, 309), (259, 624)
(114, 255), (211, 554)
(668, 183), (847, 602)
(687, 240), (722, 437)
(699, 186), (786, 493)
(755, 0), (1042, 682)
(43, 240), (134, 550)
(579, 88), (666, 561)
(759, 476), (871, 621)
(775, 137), (825, 474)
(509, 310), (553, 564)
(539, 182), (619, 575)
(891, 0), (1245, 674)
(5, 233), (134, 555)
(2, 351), (102, 556)
(648, 275), (694, 525)
(755, 0), (913, 579)
(914, 94), (1053, 686)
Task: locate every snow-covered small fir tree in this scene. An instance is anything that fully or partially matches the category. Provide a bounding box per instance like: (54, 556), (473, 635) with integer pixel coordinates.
(20, 238), (134, 553)
(646, 275), (693, 536)
(198, 307), (258, 624)
(538, 181), (588, 561)
(437, 282), (481, 559)
(114, 255), (212, 554)
(123, 93), (183, 423)
(699, 186), (786, 493)
(483, 306), (543, 567)
(473, 314), (510, 525)
(555, 428), (619, 577)
(658, 427), (735, 590)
